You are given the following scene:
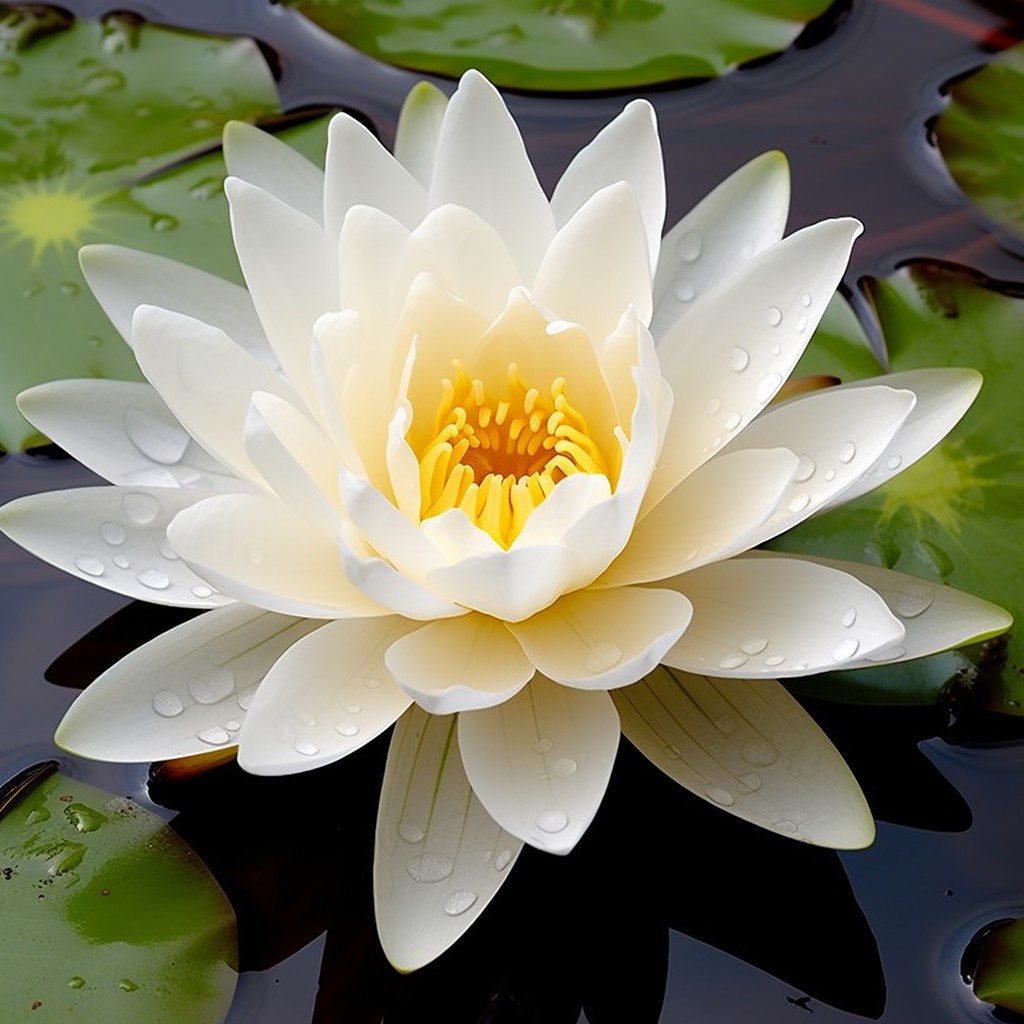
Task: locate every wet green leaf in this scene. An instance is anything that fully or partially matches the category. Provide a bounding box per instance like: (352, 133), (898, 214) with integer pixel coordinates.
(773, 263), (1024, 713)
(0, 764), (236, 1021)
(973, 917), (1024, 1013)
(935, 41), (1024, 242)
(0, 7), (280, 451)
(282, 0), (834, 91)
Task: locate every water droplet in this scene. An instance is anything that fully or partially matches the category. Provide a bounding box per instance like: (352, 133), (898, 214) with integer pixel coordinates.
(715, 715), (737, 734)
(293, 709), (317, 727)
(707, 398), (722, 416)
(585, 642), (622, 673)
(399, 822), (425, 844)
(673, 280), (696, 302)
(724, 411), (742, 431)
(406, 852), (453, 882)
(157, 540), (179, 561)
(886, 454), (903, 471)
(895, 584), (934, 619)
(801, 292), (813, 307)
(740, 635), (768, 656)
(824, 468), (836, 482)
(343, 704), (362, 716)
(236, 688), (256, 711)
(832, 638), (860, 662)
(122, 492), (160, 524)
(137, 569), (170, 590)
(152, 690), (184, 718)
(536, 810), (569, 833)
(124, 409), (190, 465)
(676, 230), (702, 262)
(26, 807), (51, 824)
(771, 343), (781, 356)
(364, 677), (382, 689)
(841, 607), (857, 628)
(224, 719), (241, 732)
(118, 978), (138, 993)
(294, 741), (319, 756)
(729, 347), (750, 372)
(188, 176), (223, 201)
(787, 493), (810, 513)
(74, 556), (104, 577)
(838, 441), (857, 464)
(718, 654), (748, 670)
(68, 977), (86, 989)
(442, 890), (479, 916)
(793, 456), (815, 482)
(84, 69), (125, 93)
(64, 803), (107, 833)
(550, 757), (578, 778)
(797, 316), (808, 333)
(738, 772), (762, 792)
(187, 668), (233, 704)
(767, 306), (783, 327)
(335, 722), (359, 737)
(149, 214), (178, 232)
(197, 727), (230, 746)
(99, 522), (126, 546)
(59, 281), (80, 298)
(705, 786), (735, 807)
(764, 654), (785, 667)
(495, 848), (513, 870)
(533, 738), (553, 754)
(191, 584), (213, 599)
(742, 739), (778, 766)
(662, 744), (681, 760)
(756, 372), (783, 403)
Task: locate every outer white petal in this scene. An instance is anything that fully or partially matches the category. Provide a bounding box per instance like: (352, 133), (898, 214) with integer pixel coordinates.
(648, 218), (862, 511)
(508, 586), (692, 690)
(429, 70), (554, 279)
(0, 485), (229, 607)
(223, 119), (326, 224)
(551, 98), (665, 271)
(237, 616), (417, 774)
(79, 244), (276, 368)
(16, 380), (243, 492)
(394, 81), (449, 189)
(459, 676), (620, 854)
(533, 182), (652, 340)
(385, 615), (534, 714)
(769, 553), (1013, 666)
(614, 668), (875, 849)
(375, 706), (523, 971)
(601, 447), (799, 587)
(225, 175), (339, 407)
(661, 556), (906, 677)
(323, 111), (427, 238)
(651, 151), (790, 338)
(817, 368), (983, 507)
(167, 493), (387, 619)
(132, 304), (302, 486)
(55, 605), (319, 762)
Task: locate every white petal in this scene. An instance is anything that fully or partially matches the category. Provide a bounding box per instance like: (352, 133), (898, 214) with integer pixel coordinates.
(225, 176), (339, 406)
(772, 553), (1013, 666)
(375, 706), (523, 971)
(533, 182), (652, 340)
(237, 616), (416, 774)
(167, 493), (386, 618)
(0, 485), (229, 607)
(614, 669), (875, 849)
(55, 605), (319, 762)
(651, 151), (790, 339)
(459, 676), (619, 854)
(394, 81), (449, 189)
(551, 98), (665, 272)
(429, 70), (554, 279)
(509, 585), (691, 689)
(323, 111), (427, 238)
(132, 304), (302, 486)
(223, 119), (326, 224)
(661, 556), (906, 677)
(16, 380), (243, 492)
(602, 447), (799, 586)
(385, 402), (421, 524)
(648, 218), (862, 511)
(79, 244), (276, 368)
(385, 615), (534, 714)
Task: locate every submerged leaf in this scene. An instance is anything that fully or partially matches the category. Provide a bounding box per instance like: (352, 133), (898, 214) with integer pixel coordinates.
(972, 917), (1024, 1013)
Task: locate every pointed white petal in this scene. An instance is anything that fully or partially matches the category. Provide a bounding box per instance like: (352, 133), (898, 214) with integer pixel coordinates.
(429, 70), (554, 279)
(0, 485), (229, 607)
(551, 98), (665, 271)
(223, 119), (326, 224)
(651, 151), (790, 338)
(16, 380), (243, 492)
(509, 587), (691, 690)
(661, 556), (906, 677)
(237, 616), (416, 774)
(55, 605), (319, 762)
(167, 493), (387, 618)
(614, 668), (875, 849)
(394, 81), (449, 189)
(459, 676), (619, 854)
(385, 615), (534, 714)
(648, 218), (862, 511)
(375, 706), (523, 971)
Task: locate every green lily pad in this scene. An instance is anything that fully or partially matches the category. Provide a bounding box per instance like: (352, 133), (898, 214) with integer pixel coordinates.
(0, 762), (236, 1021)
(972, 917), (1024, 1013)
(0, 7), (281, 452)
(773, 263), (1024, 713)
(282, 0), (835, 92)
(934, 42), (1024, 242)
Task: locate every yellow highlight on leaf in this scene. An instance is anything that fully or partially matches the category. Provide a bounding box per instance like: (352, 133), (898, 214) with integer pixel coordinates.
(0, 182), (100, 263)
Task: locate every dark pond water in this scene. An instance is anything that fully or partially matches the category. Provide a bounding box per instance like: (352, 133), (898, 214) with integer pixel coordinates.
(3, 0), (1024, 1020)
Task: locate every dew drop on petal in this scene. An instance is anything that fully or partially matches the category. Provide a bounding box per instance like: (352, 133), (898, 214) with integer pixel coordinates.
(137, 569), (170, 591)
(585, 643), (622, 673)
(742, 739), (778, 766)
(787, 493), (810, 514)
(122, 492), (160, 524)
(715, 715), (736, 734)
(797, 316), (808, 333)
(824, 468), (836, 482)
(406, 853), (453, 882)
(764, 654), (786, 667)
(740, 635), (768, 656)
(895, 584), (934, 619)
(335, 722), (359, 737)
(345, 704), (362, 715)
(224, 719), (241, 732)
(673, 279), (696, 302)
(100, 522), (126, 546)
(443, 890), (479, 916)
(739, 772), (762, 792)
(729, 347), (750, 372)
(718, 654), (748, 670)
(705, 786), (735, 807)
(774, 819), (799, 834)
(124, 409), (190, 465)
(197, 727), (230, 746)
(536, 810), (569, 834)
(293, 709), (317, 727)
(152, 690), (183, 718)
(756, 372), (783, 403)
(841, 606), (858, 628)
(533, 737), (553, 754)
(398, 822), (425, 844)
(725, 411), (742, 431)
(707, 398), (722, 416)
(801, 292), (813, 307)
(192, 584), (213, 599)
(364, 677), (382, 689)
(235, 687), (257, 711)
(158, 540), (179, 561)
(838, 441), (857, 464)
(187, 668), (234, 704)
(832, 638), (860, 662)
(75, 556), (105, 577)
(771, 343), (781, 357)
(685, 548), (699, 562)
(886, 454), (903, 471)
(794, 456), (815, 482)
(112, 554), (131, 569)
(294, 741), (319, 757)
(676, 230), (702, 262)
(662, 744), (681, 760)
(767, 306), (783, 327)
(494, 849), (513, 871)
(550, 757), (578, 778)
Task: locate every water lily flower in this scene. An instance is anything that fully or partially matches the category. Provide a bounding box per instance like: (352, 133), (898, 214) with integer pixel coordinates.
(0, 71), (1010, 970)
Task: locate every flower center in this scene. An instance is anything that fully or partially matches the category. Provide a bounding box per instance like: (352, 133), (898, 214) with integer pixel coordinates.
(417, 359), (609, 547)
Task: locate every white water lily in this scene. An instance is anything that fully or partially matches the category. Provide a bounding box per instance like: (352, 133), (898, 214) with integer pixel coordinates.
(0, 71), (1010, 970)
